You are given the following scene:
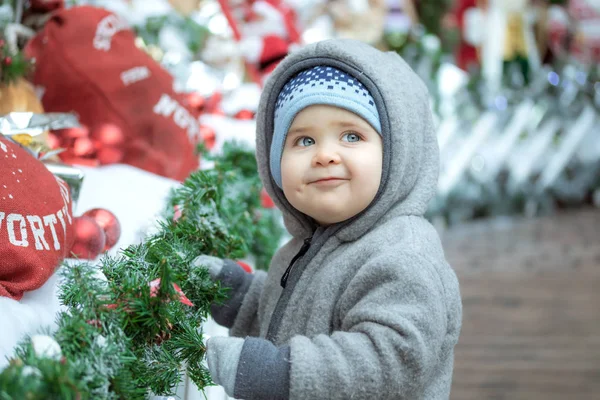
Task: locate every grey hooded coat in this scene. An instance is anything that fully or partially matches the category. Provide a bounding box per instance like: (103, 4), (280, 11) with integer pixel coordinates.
(212, 38), (462, 400)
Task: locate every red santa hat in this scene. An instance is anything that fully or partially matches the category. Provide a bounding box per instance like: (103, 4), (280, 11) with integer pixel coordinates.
(0, 137), (74, 300)
(241, 34), (290, 77)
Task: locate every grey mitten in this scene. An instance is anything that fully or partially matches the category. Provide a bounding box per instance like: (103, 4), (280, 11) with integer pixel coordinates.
(192, 255), (253, 328)
(192, 255), (226, 280)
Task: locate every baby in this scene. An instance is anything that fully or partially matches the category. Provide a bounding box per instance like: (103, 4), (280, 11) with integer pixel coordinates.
(198, 39), (462, 400)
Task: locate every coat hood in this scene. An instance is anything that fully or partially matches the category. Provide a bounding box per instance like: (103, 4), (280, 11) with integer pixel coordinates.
(255, 39), (439, 241)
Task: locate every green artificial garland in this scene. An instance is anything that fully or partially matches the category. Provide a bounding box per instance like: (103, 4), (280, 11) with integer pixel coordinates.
(0, 141), (284, 399)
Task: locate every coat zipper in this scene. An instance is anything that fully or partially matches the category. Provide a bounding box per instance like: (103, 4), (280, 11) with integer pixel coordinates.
(280, 237), (312, 288)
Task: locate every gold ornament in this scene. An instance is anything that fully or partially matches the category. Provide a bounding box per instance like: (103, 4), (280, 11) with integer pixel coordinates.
(0, 78), (49, 148)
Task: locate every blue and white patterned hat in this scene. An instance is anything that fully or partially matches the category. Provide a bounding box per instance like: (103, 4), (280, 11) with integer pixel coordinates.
(270, 66), (381, 189)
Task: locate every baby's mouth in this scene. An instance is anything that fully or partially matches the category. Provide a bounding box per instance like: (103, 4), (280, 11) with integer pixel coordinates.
(309, 177), (349, 185)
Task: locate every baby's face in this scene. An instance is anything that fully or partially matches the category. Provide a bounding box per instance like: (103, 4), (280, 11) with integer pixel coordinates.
(280, 105), (382, 225)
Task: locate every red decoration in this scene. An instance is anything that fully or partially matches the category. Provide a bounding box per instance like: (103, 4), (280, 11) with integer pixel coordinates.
(236, 261), (253, 274)
(200, 125), (216, 150)
(69, 216), (106, 259)
(91, 123), (126, 164)
(235, 109), (255, 120)
(25, 6), (201, 180)
(86, 319), (102, 328)
(96, 146), (124, 164)
(73, 137), (95, 156)
(453, 0), (480, 71)
(0, 138), (74, 300)
(93, 123), (125, 147)
(63, 126), (90, 139)
(3, 57), (12, 66)
(204, 92), (223, 114)
(82, 208), (121, 250)
(173, 204), (183, 222)
(260, 188), (275, 209)
(186, 92), (206, 111)
(46, 132), (60, 149)
(149, 278), (194, 306)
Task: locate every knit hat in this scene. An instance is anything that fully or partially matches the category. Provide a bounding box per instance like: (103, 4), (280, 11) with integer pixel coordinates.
(270, 66), (381, 188)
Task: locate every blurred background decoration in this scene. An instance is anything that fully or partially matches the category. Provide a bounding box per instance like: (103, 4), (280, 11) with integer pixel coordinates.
(1, 0), (595, 226)
(0, 0), (598, 399)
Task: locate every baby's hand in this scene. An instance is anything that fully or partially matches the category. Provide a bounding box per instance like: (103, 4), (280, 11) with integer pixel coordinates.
(192, 255), (253, 280)
(191, 255), (254, 328)
(206, 336), (245, 397)
(191, 255), (226, 280)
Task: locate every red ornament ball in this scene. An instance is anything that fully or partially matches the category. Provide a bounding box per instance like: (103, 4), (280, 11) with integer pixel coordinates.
(73, 137), (95, 156)
(3, 56), (12, 66)
(46, 133), (60, 149)
(96, 146), (124, 164)
(200, 125), (216, 150)
(63, 126), (90, 139)
(186, 92), (206, 111)
(234, 109), (255, 120)
(93, 123), (125, 147)
(70, 216), (106, 259)
(82, 208), (121, 250)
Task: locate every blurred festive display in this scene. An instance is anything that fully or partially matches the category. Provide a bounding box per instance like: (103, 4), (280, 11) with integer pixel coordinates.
(0, 0), (596, 221)
(70, 0), (599, 226)
(0, 0), (598, 397)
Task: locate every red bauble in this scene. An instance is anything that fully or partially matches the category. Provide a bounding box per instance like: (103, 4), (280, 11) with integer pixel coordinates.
(3, 56), (12, 66)
(234, 109), (255, 120)
(260, 188), (275, 209)
(63, 126), (90, 139)
(96, 146), (124, 164)
(70, 216), (106, 259)
(73, 137), (95, 156)
(200, 125), (216, 150)
(46, 133), (60, 149)
(93, 123), (125, 147)
(82, 208), (121, 250)
(186, 92), (206, 111)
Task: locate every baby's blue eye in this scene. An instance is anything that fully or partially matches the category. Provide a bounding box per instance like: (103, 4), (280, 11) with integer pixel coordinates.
(342, 133), (361, 143)
(297, 137), (315, 147)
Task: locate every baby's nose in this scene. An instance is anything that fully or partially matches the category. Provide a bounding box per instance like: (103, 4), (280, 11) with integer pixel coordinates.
(312, 144), (341, 166)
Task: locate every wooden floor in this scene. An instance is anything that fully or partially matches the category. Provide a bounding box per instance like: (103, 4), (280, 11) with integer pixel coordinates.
(442, 208), (600, 400)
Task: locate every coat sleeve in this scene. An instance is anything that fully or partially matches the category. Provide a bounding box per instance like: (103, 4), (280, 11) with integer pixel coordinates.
(287, 253), (456, 400)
